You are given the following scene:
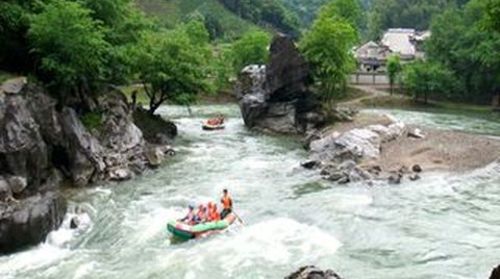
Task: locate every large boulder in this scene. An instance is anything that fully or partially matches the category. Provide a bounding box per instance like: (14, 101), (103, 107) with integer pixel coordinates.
(24, 84), (64, 146)
(285, 266), (343, 279)
(60, 108), (105, 187)
(235, 35), (324, 134)
(0, 87), (50, 190)
(490, 265), (500, 279)
(0, 190), (66, 254)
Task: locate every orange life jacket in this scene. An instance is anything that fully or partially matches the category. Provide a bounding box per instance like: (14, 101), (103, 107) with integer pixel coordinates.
(209, 210), (220, 221)
(221, 195), (232, 209)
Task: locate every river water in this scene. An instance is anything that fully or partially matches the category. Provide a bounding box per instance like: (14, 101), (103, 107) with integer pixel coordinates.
(1, 105), (499, 279)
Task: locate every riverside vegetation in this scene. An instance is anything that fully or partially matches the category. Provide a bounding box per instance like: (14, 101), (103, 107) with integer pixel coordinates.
(1, 0), (500, 278)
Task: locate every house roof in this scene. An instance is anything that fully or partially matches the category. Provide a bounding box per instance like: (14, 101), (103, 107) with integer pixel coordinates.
(381, 28), (416, 58)
(355, 41), (391, 61)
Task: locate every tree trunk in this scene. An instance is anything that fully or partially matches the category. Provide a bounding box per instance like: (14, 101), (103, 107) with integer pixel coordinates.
(390, 80), (393, 95)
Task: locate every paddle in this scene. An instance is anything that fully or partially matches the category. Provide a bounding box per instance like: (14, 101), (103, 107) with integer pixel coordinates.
(233, 211), (245, 225)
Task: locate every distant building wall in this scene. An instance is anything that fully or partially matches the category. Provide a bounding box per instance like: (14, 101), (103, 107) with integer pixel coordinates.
(350, 72), (390, 85)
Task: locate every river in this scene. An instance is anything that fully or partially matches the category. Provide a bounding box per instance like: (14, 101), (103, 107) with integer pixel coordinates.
(1, 105), (499, 279)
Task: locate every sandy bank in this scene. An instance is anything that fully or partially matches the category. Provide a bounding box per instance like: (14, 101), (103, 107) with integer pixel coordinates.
(328, 112), (500, 174)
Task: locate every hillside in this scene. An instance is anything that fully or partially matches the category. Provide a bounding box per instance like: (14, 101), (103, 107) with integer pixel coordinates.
(135, 0), (300, 40)
(135, 0), (258, 40)
(283, 0), (373, 27)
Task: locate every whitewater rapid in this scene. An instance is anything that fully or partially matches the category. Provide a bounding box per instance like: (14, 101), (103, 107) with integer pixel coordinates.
(0, 105), (499, 279)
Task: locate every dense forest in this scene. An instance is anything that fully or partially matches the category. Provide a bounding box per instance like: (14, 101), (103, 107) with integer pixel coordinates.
(1, 0), (499, 108)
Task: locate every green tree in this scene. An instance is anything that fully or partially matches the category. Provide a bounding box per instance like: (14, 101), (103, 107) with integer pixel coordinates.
(28, 0), (109, 102)
(367, 0), (466, 40)
(318, 0), (363, 35)
(484, 0), (500, 32)
(218, 0), (300, 37)
(300, 16), (357, 105)
(402, 61), (457, 104)
(426, 0), (500, 103)
(132, 25), (210, 115)
(386, 55), (401, 95)
(231, 30), (271, 72)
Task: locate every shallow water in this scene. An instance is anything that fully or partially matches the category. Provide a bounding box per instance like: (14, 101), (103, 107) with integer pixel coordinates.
(1, 105), (499, 279)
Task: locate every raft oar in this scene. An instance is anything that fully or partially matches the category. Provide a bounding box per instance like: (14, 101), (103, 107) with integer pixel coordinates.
(233, 212), (245, 225)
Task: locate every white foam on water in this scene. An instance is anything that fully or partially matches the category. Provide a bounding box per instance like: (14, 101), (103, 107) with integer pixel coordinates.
(0, 243), (70, 276)
(159, 217), (342, 277)
(330, 193), (373, 209)
(73, 261), (97, 279)
(129, 207), (180, 243)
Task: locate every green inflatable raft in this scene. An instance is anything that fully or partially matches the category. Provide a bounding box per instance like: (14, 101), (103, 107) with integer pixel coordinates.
(167, 216), (233, 241)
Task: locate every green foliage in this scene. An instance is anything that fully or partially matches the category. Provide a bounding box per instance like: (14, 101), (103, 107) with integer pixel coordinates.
(425, 0), (500, 103)
(80, 111), (103, 131)
(132, 21), (211, 114)
(318, 0), (363, 34)
(28, 0), (109, 95)
(210, 44), (235, 91)
(402, 61), (458, 103)
(282, 0), (371, 27)
(367, 0), (467, 39)
(135, 0), (260, 41)
(217, 0), (300, 37)
(484, 0), (500, 32)
(386, 55), (402, 95)
(230, 30), (271, 72)
(0, 1), (37, 71)
(300, 4), (357, 104)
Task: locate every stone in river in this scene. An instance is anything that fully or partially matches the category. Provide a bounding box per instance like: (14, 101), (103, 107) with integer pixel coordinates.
(285, 266), (343, 279)
(490, 264), (500, 279)
(235, 35), (325, 134)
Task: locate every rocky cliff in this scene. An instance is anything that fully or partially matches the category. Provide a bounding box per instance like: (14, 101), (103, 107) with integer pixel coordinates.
(235, 35), (325, 134)
(0, 79), (175, 253)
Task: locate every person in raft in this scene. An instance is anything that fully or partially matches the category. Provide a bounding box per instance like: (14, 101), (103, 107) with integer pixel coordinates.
(220, 189), (233, 219)
(207, 202), (221, 222)
(194, 204), (208, 224)
(179, 205), (196, 225)
(207, 114), (224, 126)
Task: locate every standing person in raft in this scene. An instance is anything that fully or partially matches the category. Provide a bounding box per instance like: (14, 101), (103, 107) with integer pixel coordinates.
(220, 189), (233, 219)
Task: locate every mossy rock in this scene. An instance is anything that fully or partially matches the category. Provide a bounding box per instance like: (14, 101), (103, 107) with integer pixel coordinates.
(133, 108), (177, 144)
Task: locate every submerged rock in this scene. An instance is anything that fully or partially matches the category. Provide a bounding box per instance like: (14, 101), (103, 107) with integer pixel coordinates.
(235, 35), (325, 134)
(145, 146), (164, 167)
(285, 266), (343, 279)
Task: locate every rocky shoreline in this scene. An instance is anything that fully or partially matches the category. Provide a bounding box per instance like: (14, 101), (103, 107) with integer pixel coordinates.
(0, 79), (176, 253)
(301, 111), (500, 185)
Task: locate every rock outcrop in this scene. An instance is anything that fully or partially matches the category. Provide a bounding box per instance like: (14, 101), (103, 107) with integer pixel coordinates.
(285, 266), (343, 279)
(303, 116), (416, 184)
(133, 107), (177, 145)
(235, 35), (325, 134)
(0, 79), (176, 253)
